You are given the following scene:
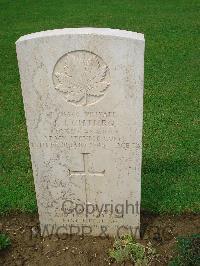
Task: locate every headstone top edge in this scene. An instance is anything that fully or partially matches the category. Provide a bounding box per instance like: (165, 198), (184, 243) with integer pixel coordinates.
(15, 27), (144, 44)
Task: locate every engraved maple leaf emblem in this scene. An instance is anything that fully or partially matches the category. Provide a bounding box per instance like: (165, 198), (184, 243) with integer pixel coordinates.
(53, 51), (110, 106)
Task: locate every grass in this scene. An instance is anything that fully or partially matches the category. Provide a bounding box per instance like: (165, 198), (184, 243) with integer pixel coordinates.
(0, 0), (199, 214)
(169, 234), (200, 265)
(0, 233), (11, 250)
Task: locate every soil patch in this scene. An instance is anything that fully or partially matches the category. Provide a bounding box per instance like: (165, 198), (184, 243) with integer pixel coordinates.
(0, 212), (199, 265)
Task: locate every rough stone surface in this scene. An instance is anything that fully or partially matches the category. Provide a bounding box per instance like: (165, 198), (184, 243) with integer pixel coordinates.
(16, 28), (145, 237)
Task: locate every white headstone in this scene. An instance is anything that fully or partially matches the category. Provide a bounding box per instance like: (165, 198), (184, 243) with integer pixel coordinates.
(16, 28), (145, 237)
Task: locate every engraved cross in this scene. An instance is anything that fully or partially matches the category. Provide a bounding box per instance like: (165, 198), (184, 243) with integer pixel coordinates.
(69, 153), (105, 177)
(69, 153), (105, 208)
